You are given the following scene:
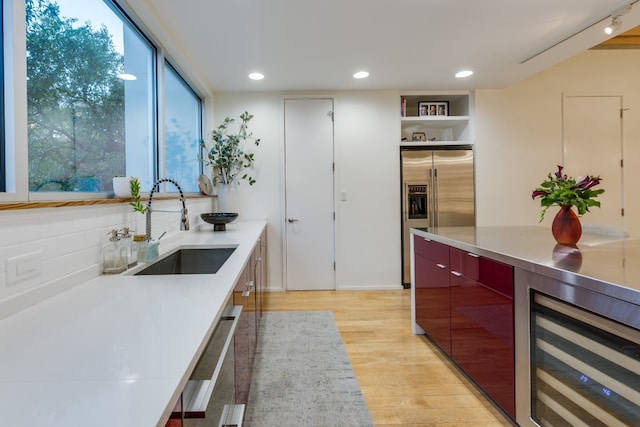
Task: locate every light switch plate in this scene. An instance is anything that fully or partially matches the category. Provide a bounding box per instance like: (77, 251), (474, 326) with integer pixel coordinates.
(6, 251), (42, 286)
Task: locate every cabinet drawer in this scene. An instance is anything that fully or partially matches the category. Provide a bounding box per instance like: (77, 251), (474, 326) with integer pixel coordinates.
(450, 280), (514, 417)
(415, 253), (452, 355)
(479, 258), (513, 298)
(449, 248), (480, 280)
(413, 235), (449, 264)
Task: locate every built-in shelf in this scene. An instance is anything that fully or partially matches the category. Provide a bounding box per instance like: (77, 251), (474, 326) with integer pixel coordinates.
(400, 93), (471, 144)
(401, 116), (469, 128)
(400, 140), (471, 147)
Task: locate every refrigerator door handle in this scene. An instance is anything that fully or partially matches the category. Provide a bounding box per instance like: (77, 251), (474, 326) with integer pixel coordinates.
(428, 169), (434, 228)
(433, 168), (439, 228)
(403, 182), (408, 222)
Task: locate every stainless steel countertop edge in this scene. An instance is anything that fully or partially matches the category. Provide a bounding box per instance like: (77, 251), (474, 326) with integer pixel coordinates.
(411, 226), (640, 306)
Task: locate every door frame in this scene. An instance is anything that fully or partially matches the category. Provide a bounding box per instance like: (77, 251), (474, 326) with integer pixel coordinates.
(280, 95), (337, 291)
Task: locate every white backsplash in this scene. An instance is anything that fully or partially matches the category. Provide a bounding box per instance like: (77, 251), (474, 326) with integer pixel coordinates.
(0, 197), (212, 319)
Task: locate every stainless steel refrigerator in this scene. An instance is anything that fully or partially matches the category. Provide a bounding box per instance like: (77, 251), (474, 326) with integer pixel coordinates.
(401, 146), (475, 287)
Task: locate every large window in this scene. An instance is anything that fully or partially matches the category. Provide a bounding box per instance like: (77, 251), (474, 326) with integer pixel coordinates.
(163, 62), (201, 193)
(24, 0), (201, 194)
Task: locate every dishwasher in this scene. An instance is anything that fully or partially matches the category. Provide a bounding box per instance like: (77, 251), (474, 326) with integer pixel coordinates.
(178, 296), (244, 427)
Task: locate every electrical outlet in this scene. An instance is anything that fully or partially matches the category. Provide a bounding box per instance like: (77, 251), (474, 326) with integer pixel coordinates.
(6, 251), (43, 286)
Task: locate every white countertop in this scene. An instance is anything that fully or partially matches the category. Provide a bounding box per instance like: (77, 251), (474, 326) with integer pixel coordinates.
(0, 220), (266, 427)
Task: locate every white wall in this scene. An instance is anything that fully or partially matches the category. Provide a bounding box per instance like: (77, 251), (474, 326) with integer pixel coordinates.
(474, 49), (640, 236)
(213, 91), (402, 291)
(334, 91), (401, 289)
(209, 93), (285, 291)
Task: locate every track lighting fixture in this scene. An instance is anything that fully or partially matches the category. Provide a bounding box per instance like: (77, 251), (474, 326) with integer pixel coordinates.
(604, 15), (622, 35)
(604, 4), (632, 35)
(522, 2), (635, 64)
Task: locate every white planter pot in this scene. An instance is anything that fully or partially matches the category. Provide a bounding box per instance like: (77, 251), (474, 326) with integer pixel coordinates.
(113, 177), (133, 198)
(215, 184), (239, 214)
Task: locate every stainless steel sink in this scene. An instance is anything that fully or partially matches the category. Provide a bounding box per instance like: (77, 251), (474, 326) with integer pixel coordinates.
(134, 247), (236, 275)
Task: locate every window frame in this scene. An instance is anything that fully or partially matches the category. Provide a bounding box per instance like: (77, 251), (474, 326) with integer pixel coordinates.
(0, 0), (205, 203)
(0, 1), (5, 193)
(112, 0), (205, 194)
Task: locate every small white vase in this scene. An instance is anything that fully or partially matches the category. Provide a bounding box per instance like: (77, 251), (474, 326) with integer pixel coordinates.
(215, 184), (238, 214)
(113, 177), (132, 198)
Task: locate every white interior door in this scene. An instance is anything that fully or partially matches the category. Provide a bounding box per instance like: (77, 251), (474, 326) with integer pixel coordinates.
(563, 95), (623, 227)
(284, 98), (335, 290)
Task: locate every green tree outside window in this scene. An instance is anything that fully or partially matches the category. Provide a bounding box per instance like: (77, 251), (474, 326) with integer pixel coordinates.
(27, 0), (126, 192)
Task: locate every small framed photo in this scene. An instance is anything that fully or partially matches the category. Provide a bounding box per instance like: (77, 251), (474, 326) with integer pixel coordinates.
(412, 131), (426, 141)
(419, 101), (449, 116)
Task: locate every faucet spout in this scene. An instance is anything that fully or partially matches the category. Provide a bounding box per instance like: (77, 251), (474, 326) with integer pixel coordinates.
(145, 178), (190, 240)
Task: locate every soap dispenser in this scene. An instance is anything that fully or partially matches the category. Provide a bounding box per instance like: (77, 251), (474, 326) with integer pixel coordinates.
(119, 227), (137, 267)
(103, 229), (127, 274)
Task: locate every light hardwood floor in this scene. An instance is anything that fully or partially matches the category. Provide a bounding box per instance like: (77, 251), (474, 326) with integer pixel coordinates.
(263, 290), (514, 427)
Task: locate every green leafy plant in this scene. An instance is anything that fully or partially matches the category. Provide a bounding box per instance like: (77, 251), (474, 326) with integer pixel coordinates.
(129, 177), (146, 214)
(531, 165), (604, 222)
(200, 111), (261, 186)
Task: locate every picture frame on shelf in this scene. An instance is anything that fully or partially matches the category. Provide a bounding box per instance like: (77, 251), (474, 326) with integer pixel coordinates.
(419, 101), (449, 116)
(412, 131), (427, 141)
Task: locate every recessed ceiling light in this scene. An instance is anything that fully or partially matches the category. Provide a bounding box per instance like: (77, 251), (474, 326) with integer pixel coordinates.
(249, 72), (264, 80)
(117, 73), (137, 81)
(353, 71), (369, 79)
(455, 70), (474, 78)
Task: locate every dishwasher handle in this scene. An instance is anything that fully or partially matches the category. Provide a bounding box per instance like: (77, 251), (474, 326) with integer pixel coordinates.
(182, 305), (242, 418)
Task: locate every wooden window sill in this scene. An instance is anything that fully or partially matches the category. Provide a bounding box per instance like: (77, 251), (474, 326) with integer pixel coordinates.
(0, 195), (210, 211)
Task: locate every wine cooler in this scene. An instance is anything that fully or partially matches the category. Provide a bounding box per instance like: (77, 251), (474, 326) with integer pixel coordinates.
(515, 268), (640, 427)
(531, 292), (640, 426)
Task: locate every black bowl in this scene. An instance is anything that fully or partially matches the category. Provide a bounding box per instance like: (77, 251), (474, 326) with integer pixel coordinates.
(200, 212), (238, 231)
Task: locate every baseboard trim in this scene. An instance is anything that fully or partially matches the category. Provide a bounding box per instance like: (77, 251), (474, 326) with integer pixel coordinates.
(337, 284), (404, 291)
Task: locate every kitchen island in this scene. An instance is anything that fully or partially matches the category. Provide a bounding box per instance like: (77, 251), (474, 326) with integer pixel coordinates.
(410, 226), (640, 427)
(0, 220), (266, 427)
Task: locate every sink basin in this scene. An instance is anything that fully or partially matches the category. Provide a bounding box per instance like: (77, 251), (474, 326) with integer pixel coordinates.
(134, 247), (236, 275)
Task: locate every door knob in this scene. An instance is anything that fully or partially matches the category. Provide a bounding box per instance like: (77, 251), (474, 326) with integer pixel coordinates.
(288, 218), (299, 223)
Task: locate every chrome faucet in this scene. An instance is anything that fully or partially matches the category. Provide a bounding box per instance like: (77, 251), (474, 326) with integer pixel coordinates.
(146, 178), (190, 240)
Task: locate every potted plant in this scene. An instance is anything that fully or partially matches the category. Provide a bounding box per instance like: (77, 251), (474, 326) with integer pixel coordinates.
(531, 165), (604, 245)
(200, 111), (261, 187)
(127, 177), (149, 261)
(128, 177), (146, 214)
(200, 111), (261, 214)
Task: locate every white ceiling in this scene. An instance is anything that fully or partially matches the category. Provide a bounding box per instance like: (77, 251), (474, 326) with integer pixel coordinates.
(124, 0), (640, 93)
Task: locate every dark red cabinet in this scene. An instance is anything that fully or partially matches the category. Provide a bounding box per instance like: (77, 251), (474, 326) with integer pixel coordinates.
(414, 236), (452, 355)
(414, 236), (515, 419)
(450, 248), (514, 418)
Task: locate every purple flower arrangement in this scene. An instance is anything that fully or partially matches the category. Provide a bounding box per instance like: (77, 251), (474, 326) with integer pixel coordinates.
(531, 165), (604, 222)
